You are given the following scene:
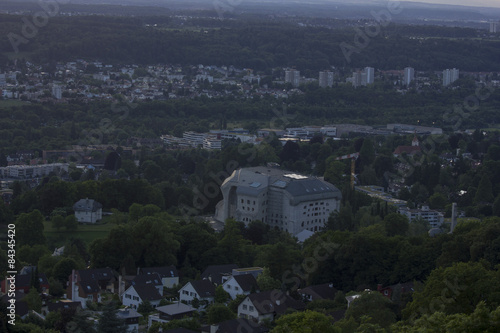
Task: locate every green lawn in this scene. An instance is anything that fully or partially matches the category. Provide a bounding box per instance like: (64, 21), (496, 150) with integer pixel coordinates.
(44, 217), (116, 247)
(0, 100), (30, 107)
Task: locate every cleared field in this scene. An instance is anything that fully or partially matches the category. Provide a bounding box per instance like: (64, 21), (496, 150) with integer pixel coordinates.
(43, 217), (116, 247)
(0, 100), (30, 107)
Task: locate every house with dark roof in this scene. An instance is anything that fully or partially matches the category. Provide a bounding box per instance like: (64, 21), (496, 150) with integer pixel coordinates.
(393, 135), (421, 157)
(148, 302), (196, 327)
(73, 198), (103, 223)
(201, 264), (238, 286)
(179, 280), (216, 307)
(131, 273), (163, 295)
(116, 308), (142, 332)
(47, 301), (81, 313)
(377, 282), (415, 300)
(67, 277), (101, 308)
(70, 268), (116, 293)
(1, 273), (49, 294)
(238, 290), (305, 323)
(213, 318), (269, 333)
(67, 268), (116, 308)
(122, 284), (163, 309)
(139, 266), (179, 288)
(298, 283), (337, 302)
(222, 274), (259, 300)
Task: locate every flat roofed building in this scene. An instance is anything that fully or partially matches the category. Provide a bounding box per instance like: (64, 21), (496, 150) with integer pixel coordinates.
(398, 205), (444, 228)
(216, 167), (341, 236)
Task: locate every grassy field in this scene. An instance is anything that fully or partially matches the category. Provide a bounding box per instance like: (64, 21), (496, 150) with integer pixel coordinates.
(0, 100), (30, 107)
(43, 217), (116, 247)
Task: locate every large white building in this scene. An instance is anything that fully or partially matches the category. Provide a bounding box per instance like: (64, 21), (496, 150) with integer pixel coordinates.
(319, 71), (334, 88)
(285, 69), (301, 87)
(364, 67), (375, 85)
(403, 67), (415, 86)
(215, 167), (342, 235)
(351, 67), (374, 88)
(490, 22), (498, 33)
(443, 68), (459, 86)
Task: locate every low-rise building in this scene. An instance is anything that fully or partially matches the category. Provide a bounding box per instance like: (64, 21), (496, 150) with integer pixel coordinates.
(139, 266), (179, 289)
(398, 205), (444, 228)
(116, 309), (142, 333)
(178, 280), (216, 307)
(222, 274), (259, 300)
(122, 284), (163, 309)
(238, 290), (305, 323)
(67, 268), (115, 308)
(298, 283), (337, 302)
(148, 302), (196, 327)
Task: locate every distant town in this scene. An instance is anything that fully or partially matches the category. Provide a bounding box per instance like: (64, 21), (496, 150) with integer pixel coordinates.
(1, 60), (500, 102)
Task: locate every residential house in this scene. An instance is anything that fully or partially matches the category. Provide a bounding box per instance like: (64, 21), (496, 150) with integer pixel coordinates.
(201, 264), (238, 286)
(47, 301), (81, 314)
(131, 273), (164, 296)
(73, 198), (103, 223)
(393, 135), (421, 157)
(67, 277), (101, 308)
(148, 302), (196, 327)
(116, 308), (142, 333)
(139, 266), (179, 288)
(73, 268), (116, 293)
(222, 274), (259, 300)
(67, 268), (116, 308)
(178, 280), (216, 307)
(298, 283), (337, 302)
(377, 282), (415, 300)
(238, 290), (305, 323)
(122, 284), (163, 309)
(231, 267), (263, 279)
(1, 273), (49, 294)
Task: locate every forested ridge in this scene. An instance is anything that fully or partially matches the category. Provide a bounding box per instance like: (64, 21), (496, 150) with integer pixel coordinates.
(1, 82), (499, 153)
(1, 15), (500, 71)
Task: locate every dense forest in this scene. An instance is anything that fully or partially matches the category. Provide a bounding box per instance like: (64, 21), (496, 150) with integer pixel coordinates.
(0, 82), (499, 154)
(1, 15), (500, 72)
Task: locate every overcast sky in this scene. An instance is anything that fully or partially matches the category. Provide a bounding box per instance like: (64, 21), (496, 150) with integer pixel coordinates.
(397, 0), (500, 8)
